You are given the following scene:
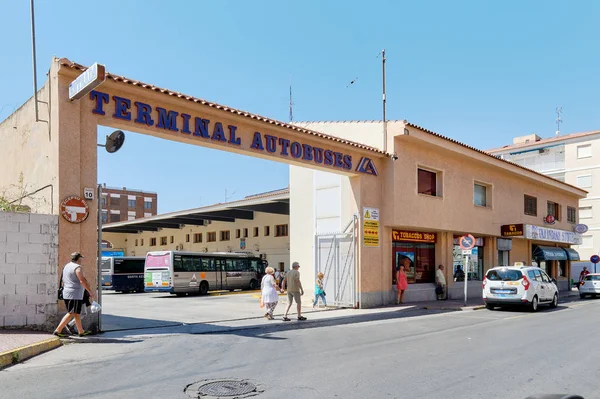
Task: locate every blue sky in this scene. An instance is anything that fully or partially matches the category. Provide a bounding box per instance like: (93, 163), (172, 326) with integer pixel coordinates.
(1, 1), (599, 212)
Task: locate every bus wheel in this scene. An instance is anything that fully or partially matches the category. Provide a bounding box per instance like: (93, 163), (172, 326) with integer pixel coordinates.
(249, 279), (259, 290)
(199, 282), (209, 296)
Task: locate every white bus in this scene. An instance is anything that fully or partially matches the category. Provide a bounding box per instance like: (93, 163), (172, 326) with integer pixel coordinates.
(144, 251), (266, 295)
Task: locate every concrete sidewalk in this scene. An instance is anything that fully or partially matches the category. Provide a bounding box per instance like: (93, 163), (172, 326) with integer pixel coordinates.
(0, 331), (61, 369)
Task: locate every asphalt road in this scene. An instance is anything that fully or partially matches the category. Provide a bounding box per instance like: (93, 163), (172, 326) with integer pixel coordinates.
(2, 299), (599, 399)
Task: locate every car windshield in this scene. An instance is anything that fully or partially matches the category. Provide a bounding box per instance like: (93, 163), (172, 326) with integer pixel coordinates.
(584, 275), (600, 281)
(486, 269), (523, 281)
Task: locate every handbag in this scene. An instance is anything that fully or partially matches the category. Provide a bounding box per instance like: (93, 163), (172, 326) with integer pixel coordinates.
(435, 284), (443, 295)
(57, 272), (64, 300)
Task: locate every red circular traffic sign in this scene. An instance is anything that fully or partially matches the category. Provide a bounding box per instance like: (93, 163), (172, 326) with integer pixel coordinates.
(459, 234), (476, 250)
(60, 196), (89, 224)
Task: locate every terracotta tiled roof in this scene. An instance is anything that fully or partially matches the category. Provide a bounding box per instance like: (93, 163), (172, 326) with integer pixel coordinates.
(58, 58), (386, 156)
(405, 122), (587, 194)
(486, 130), (600, 153)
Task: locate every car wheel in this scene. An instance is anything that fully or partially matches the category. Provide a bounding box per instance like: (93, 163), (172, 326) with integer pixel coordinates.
(550, 293), (558, 308)
(249, 279), (259, 290)
(199, 282), (209, 296)
(530, 296), (539, 312)
(485, 303), (494, 310)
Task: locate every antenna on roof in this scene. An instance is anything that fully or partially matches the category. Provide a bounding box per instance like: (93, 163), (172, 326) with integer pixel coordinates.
(289, 74), (293, 123)
(556, 106), (562, 136)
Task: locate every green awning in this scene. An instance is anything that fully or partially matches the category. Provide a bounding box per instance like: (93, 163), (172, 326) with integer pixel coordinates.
(533, 246), (568, 261)
(563, 248), (580, 261)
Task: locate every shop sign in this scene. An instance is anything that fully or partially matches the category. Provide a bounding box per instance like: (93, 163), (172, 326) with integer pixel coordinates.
(525, 224), (582, 245)
(392, 230), (437, 243)
(69, 63), (106, 100)
(501, 224), (524, 237)
(363, 207), (380, 247)
(544, 214), (556, 225)
(88, 90), (378, 176)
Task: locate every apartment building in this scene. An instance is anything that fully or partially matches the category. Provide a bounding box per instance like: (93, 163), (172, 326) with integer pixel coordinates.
(488, 131), (599, 260)
(100, 184), (158, 223)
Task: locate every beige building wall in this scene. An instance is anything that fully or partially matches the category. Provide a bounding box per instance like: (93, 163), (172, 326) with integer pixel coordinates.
(0, 83), (57, 214)
(103, 211), (290, 269)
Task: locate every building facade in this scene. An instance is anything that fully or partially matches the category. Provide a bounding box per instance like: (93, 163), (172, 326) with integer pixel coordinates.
(290, 121), (587, 304)
(100, 184), (158, 223)
(487, 131), (599, 261)
(102, 189), (290, 272)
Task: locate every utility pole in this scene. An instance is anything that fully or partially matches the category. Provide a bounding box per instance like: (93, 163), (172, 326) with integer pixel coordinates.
(289, 75), (293, 123)
(382, 49), (387, 153)
(30, 0), (39, 122)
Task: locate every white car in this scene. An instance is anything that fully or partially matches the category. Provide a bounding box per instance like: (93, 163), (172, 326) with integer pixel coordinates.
(483, 266), (559, 311)
(579, 273), (600, 299)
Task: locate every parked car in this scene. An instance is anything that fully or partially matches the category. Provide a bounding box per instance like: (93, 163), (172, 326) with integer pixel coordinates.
(579, 273), (600, 299)
(483, 266), (559, 311)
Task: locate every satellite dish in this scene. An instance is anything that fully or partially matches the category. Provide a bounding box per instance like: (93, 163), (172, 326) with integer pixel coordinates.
(100, 130), (125, 153)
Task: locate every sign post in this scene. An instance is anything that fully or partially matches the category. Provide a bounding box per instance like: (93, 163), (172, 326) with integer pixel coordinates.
(591, 255), (599, 274)
(459, 234), (476, 306)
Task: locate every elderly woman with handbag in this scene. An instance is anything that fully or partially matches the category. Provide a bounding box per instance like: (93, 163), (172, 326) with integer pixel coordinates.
(313, 272), (327, 309)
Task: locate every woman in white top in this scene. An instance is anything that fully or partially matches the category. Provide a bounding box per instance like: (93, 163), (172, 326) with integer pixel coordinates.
(261, 266), (281, 320)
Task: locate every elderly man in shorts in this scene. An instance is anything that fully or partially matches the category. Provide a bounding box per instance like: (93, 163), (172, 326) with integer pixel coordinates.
(281, 261), (306, 321)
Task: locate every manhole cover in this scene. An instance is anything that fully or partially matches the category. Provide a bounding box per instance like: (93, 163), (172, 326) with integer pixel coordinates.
(185, 379), (264, 398)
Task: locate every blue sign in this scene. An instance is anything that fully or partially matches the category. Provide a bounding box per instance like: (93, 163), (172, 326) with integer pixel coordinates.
(590, 255), (599, 264)
(102, 251), (125, 257)
(88, 90), (378, 176)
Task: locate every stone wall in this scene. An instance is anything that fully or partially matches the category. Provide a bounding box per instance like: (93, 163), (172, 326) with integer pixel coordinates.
(0, 212), (59, 330)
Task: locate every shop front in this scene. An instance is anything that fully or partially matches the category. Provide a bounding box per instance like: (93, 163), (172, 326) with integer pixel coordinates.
(391, 230), (437, 286)
(500, 223), (582, 291)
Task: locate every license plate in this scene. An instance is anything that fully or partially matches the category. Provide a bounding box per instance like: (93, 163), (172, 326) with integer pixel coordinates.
(496, 290), (511, 294)
(497, 294), (507, 298)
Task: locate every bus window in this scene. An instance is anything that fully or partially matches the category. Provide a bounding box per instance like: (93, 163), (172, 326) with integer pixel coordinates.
(250, 260), (259, 272)
(174, 256), (184, 272)
(226, 259), (236, 271)
(101, 259), (112, 272)
(114, 259), (145, 274)
(201, 257), (213, 271)
(182, 256), (194, 272)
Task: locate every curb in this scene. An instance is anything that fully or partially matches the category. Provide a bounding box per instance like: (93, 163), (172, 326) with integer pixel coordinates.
(0, 337), (62, 369)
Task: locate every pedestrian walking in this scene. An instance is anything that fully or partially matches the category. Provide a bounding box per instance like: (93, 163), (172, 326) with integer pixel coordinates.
(54, 253), (94, 337)
(435, 264), (447, 300)
(313, 272), (327, 309)
(261, 267), (280, 320)
(282, 261), (306, 321)
(578, 266), (591, 289)
(396, 264), (408, 304)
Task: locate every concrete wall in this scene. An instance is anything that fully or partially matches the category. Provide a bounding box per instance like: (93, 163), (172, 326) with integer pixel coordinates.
(0, 212), (59, 330)
(103, 212), (290, 270)
(0, 81), (58, 214)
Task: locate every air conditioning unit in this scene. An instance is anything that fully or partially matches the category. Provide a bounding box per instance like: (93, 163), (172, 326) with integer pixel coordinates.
(176, 244), (184, 250)
(203, 220), (212, 226)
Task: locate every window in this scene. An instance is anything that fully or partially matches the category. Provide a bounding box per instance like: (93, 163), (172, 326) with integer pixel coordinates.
(253, 227), (259, 237)
(101, 211), (108, 223)
(577, 144), (592, 159)
(547, 201), (560, 221)
(101, 197), (107, 207)
(128, 199), (136, 208)
(220, 231), (230, 241)
(580, 206), (593, 219)
(170, 236), (174, 244)
(111, 196), (120, 206)
(576, 175), (592, 189)
(264, 226), (270, 236)
(160, 237), (167, 246)
(208, 232), (217, 242)
(140, 238), (144, 246)
(567, 206), (577, 224)
(417, 168), (439, 196)
(243, 228), (248, 238)
(524, 195), (537, 216)
(135, 239), (138, 246)
(193, 233), (202, 243)
(276, 224), (289, 237)
(186, 234), (190, 243)
(150, 238), (157, 246)
(474, 183), (488, 207)
(144, 201), (152, 209)
(236, 229), (241, 239)
(110, 214), (120, 223)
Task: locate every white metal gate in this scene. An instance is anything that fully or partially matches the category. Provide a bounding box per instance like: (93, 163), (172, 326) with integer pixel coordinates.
(314, 216), (357, 308)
